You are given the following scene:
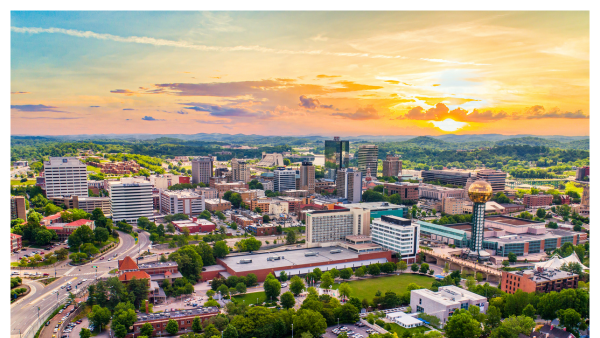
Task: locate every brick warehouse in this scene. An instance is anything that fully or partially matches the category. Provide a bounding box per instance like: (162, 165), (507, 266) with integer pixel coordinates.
(128, 307), (219, 338)
(216, 246), (393, 282)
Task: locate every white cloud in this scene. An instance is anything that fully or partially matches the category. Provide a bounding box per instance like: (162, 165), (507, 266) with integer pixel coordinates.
(310, 34), (328, 42)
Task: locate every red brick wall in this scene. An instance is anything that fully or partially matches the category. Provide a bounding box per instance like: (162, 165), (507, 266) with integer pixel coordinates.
(130, 312), (217, 338)
(201, 269), (223, 282)
(179, 176), (191, 184)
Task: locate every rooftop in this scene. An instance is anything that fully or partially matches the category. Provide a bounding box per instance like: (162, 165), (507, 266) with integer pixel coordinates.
(135, 307), (219, 323)
(510, 268), (578, 282)
(220, 246), (361, 273)
(344, 202), (407, 210)
(161, 190), (202, 198)
(66, 219), (93, 227)
(119, 256), (139, 271)
(138, 261), (179, 269)
(119, 271), (150, 282)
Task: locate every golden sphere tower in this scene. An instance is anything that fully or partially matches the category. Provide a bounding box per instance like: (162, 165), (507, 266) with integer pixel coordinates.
(466, 180), (493, 261)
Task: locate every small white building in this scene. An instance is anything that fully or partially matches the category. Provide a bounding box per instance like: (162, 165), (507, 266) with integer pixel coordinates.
(386, 312), (423, 329)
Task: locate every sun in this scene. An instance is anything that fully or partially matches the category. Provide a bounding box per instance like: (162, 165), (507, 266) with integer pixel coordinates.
(429, 118), (468, 132)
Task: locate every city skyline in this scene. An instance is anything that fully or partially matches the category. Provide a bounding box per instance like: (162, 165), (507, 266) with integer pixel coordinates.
(11, 11), (589, 136)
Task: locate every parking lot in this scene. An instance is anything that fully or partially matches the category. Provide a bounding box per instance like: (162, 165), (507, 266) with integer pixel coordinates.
(12, 242), (69, 262)
(323, 323), (373, 338)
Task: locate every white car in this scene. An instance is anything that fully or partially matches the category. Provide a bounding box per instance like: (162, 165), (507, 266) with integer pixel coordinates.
(281, 283), (288, 288)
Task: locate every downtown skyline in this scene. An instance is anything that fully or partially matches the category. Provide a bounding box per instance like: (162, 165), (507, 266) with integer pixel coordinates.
(11, 11), (589, 136)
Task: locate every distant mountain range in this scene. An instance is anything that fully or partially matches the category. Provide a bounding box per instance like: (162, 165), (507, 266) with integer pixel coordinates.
(11, 133), (589, 150)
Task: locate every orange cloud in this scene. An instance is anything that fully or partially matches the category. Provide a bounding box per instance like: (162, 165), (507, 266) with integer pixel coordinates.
(416, 96), (480, 105)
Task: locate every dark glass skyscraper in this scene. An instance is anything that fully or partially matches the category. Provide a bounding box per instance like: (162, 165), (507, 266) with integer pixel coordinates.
(324, 136), (350, 179)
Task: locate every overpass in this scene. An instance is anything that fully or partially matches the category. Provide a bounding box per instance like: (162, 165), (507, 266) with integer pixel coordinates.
(420, 248), (502, 283)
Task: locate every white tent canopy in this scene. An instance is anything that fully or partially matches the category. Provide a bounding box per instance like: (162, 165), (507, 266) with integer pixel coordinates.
(534, 252), (588, 270)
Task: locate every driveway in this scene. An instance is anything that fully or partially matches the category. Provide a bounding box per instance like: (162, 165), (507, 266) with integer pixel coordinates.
(323, 324), (371, 338)
(67, 317), (88, 338)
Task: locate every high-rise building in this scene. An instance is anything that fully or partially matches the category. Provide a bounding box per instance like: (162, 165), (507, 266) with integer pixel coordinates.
(43, 157), (88, 198)
(576, 166), (590, 181)
(336, 168), (362, 203)
(231, 159), (251, 183)
(422, 170), (472, 187)
(382, 155), (401, 177)
(476, 169), (507, 192)
(109, 178), (153, 222)
(324, 136), (350, 180)
(191, 156), (213, 185)
(371, 215), (420, 263)
(274, 167), (296, 192)
(466, 180), (493, 261)
(579, 184), (590, 216)
(305, 207), (370, 247)
(357, 145), (378, 177)
(299, 161), (315, 194)
(11, 196), (27, 220)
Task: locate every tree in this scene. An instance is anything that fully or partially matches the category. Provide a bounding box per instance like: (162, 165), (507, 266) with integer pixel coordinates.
(223, 324), (239, 338)
(191, 316), (202, 333)
(320, 272), (334, 289)
(522, 304), (536, 320)
(79, 328), (91, 338)
(335, 303), (360, 324)
(444, 312), (482, 338)
(411, 263), (419, 272)
(213, 241), (230, 258)
(354, 266), (366, 277)
(465, 276), (477, 290)
(94, 227), (110, 243)
(419, 263), (430, 274)
(235, 237), (262, 252)
(286, 230), (297, 245)
(165, 319), (179, 335)
(368, 264), (381, 276)
(536, 208), (546, 219)
(485, 306), (502, 330)
(397, 261), (408, 273)
(235, 282), (247, 295)
(281, 291), (296, 309)
(508, 252), (517, 263)
(557, 309), (585, 337)
(245, 273), (258, 286)
(279, 271), (288, 282)
(140, 322), (154, 337)
(127, 278), (149, 308)
(490, 315), (535, 338)
(81, 243), (100, 256)
(340, 268), (353, 280)
(264, 276), (281, 300)
(502, 260), (510, 268)
(293, 309), (327, 337)
(89, 305), (111, 330)
(113, 323), (128, 338)
(290, 276), (305, 296)
(35, 229), (53, 246)
(338, 283), (352, 300)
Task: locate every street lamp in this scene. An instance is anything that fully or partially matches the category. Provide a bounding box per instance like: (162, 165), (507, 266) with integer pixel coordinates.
(291, 324), (293, 338)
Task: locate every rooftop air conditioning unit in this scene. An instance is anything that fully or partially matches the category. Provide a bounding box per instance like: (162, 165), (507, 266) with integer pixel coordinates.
(238, 259), (253, 264)
(330, 249), (342, 254)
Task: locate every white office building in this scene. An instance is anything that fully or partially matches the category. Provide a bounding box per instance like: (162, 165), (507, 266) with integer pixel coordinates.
(410, 286), (488, 325)
(274, 167), (296, 192)
(306, 207), (370, 247)
(160, 190), (205, 216)
(109, 178), (153, 222)
(371, 215), (420, 262)
(43, 157), (88, 198)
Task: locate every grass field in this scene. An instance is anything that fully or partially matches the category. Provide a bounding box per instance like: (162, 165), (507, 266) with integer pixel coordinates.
(11, 179), (36, 186)
(387, 323), (429, 336)
(565, 182), (583, 195)
(332, 274), (435, 301)
(87, 165), (102, 173)
(232, 291), (268, 305)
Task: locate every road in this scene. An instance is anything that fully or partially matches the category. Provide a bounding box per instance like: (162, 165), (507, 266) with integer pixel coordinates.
(11, 230), (150, 338)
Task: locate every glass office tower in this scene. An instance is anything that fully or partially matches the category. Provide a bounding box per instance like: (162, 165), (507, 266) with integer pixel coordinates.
(324, 137), (350, 179)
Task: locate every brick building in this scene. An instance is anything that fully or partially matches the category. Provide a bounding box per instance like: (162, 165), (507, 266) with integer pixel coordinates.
(523, 194), (553, 207)
(172, 218), (216, 234)
(11, 196), (27, 220)
(204, 199), (232, 212)
(11, 233), (22, 252)
(46, 219), (95, 240)
(501, 268), (579, 294)
(87, 160), (141, 175)
(246, 224), (279, 236)
(384, 182), (419, 201)
(129, 308), (219, 338)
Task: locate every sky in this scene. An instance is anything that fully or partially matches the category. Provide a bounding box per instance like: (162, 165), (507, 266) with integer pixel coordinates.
(10, 11), (590, 136)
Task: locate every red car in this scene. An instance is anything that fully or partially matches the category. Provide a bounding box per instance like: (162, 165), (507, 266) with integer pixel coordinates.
(100, 257), (104, 260)
(40, 252), (45, 255)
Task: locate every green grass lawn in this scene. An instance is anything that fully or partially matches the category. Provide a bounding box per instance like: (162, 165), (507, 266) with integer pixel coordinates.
(11, 179), (36, 186)
(387, 323), (429, 336)
(87, 165), (102, 173)
(332, 274), (434, 302)
(565, 182), (583, 195)
(232, 291), (268, 305)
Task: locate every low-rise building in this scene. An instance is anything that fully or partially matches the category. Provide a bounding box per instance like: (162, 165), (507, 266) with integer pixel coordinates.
(48, 195), (111, 215)
(523, 194), (553, 208)
(172, 218), (216, 234)
(283, 189), (309, 198)
(410, 286), (488, 324)
(46, 219), (95, 240)
(195, 187), (219, 200)
(344, 201), (409, 219)
(462, 200), (506, 214)
(213, 181), (249, 197)
(499, 203), (525, 214)
(501, 268), (579, 294)
(277, 196), (302, 213)
(129, 307), (219, 338)
(204, 199), (232, 212)
(160, 190), (205, 216)
(246, 223), (279, 236)
(231, 215), (254, 228)
(442, 197), (466, 215)
(419, 184), (465, 201)
(383, 182), (419, 201)
(269, 200), (289, 215)
(11, 233), (22, 252)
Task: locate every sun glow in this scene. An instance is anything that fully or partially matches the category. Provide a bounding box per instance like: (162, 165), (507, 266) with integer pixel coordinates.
(429, 118), (468, 132)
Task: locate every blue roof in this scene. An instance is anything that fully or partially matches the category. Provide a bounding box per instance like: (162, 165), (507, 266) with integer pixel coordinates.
(434, 275), (445, 279)
(417, 318), (430, 324)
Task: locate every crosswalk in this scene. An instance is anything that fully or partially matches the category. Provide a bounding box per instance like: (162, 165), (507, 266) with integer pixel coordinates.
(65, 272), (97, 277)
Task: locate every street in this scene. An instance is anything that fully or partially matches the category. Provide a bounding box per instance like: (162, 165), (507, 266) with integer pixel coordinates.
(11, 230), (150, 338)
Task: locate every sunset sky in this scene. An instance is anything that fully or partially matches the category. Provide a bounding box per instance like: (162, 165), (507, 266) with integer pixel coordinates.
(11, 11), (589, 136)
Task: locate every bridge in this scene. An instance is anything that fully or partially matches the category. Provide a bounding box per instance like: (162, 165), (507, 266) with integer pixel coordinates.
(420, 248), (502, 283)
(506, 178), (572, 189)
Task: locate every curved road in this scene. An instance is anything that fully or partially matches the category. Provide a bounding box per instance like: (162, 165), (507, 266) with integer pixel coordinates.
(11, 230), (150, 338)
